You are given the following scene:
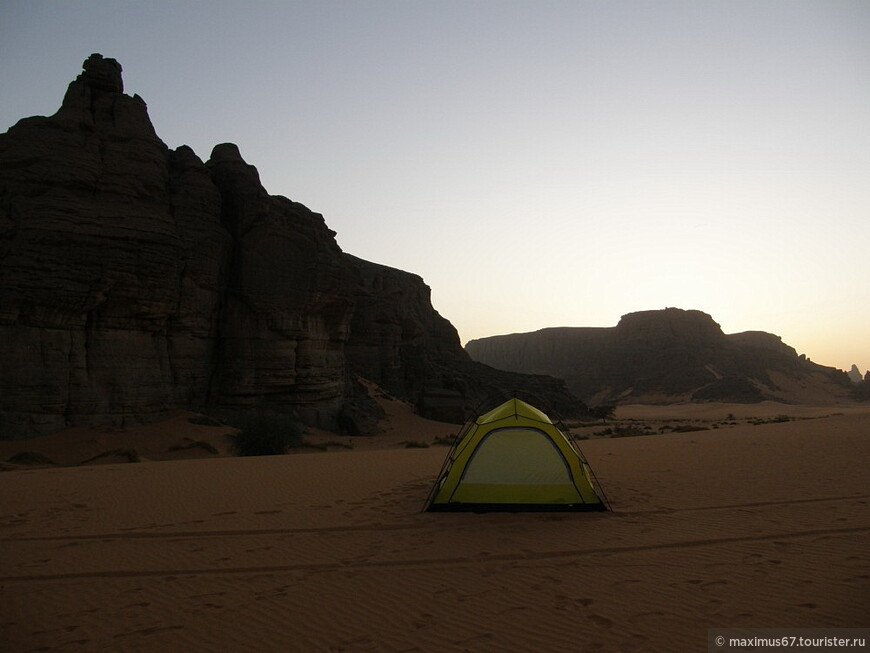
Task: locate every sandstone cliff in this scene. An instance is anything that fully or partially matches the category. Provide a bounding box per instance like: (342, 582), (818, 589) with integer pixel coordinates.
(466, 308), (855, 405)
(0, 54), (580, 438)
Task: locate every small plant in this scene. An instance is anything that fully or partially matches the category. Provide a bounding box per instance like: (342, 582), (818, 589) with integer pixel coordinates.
(322, 440), (354, 450)
(401, 440), (430, 449)
(167, 440), (220, 455)
(298, 439), (355, 452)
(749, 415), (792, 426)
(80, 448), (140, 464)
(609, 426), (648, 438)
(227, 411), (305, 456)
(670, 424), (709, 433)
(431, 436), (457, 446)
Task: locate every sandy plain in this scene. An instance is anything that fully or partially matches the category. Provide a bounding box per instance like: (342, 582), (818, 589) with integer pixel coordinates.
(1, 397), (868, 652)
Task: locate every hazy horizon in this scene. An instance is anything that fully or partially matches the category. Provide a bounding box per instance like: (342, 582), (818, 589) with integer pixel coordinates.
(2, 1), (868, 374)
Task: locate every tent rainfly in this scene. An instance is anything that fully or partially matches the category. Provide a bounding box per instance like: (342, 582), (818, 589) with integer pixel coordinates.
(425, 398), (608, 512)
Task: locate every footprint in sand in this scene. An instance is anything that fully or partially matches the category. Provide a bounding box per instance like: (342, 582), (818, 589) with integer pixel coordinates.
(453, 633), (493, 645)
(589, 614), (613, 628)
(189, 592), (226, 599)
(629, 610), (666, 625)
(413, 613), (435, 629)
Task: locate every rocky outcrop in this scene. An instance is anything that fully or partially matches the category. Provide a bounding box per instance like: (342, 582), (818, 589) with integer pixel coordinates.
(466, 308), (855, 405)
(858, 372), (870, 402)
(343, 255), (586, 421)
(0, 54), (223, 436)
(0, 54), (581, 438)
(847, 365), (863, 384)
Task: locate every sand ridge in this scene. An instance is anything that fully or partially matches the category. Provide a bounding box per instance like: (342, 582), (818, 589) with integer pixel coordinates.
(1, 406), (868, 651)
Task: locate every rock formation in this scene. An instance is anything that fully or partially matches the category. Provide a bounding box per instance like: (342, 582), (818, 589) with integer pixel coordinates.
(0, 54), (581, 438)
(466, 308), (855, 405)
(847, 365), (863, 384)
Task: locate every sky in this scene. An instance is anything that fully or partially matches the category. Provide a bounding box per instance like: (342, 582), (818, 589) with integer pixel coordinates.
(2, 1), (868, 374)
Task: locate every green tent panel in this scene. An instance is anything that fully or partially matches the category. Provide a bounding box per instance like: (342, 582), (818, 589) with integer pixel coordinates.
(426, 398), (607, 511)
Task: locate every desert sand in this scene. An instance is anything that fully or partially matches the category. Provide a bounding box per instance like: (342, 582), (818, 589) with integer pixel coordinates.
(1, 399), (868, 652)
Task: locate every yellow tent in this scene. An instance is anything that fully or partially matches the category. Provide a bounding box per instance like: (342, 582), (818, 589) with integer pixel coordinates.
(426, 398), (608, 511)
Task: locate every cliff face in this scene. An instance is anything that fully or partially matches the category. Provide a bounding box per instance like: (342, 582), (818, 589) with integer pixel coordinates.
(0, 54), (580, 438)
(203, 142), (354, 428)
(344, 255), (465, 395)
(1, 54), (226, 436)
(466, 308), (855, 405)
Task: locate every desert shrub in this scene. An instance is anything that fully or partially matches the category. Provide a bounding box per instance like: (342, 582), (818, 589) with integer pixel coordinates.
(749, 415), (792, 426)
(227, 411), (305, 456)
(609, 426), (648, 438)
(167, 440), (220, 455)
(588, 405), (616, 422)
(80, 448), (140, 464)
(7, 451), (57, 466)
(431, 436), (457, 446)
(401, 440), (430, 449)
(670, 424), (710, 433)
(297, 439), (355, 452)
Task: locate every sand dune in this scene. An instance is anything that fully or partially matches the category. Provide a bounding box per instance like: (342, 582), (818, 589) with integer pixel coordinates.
(2, 405), (868, 651)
